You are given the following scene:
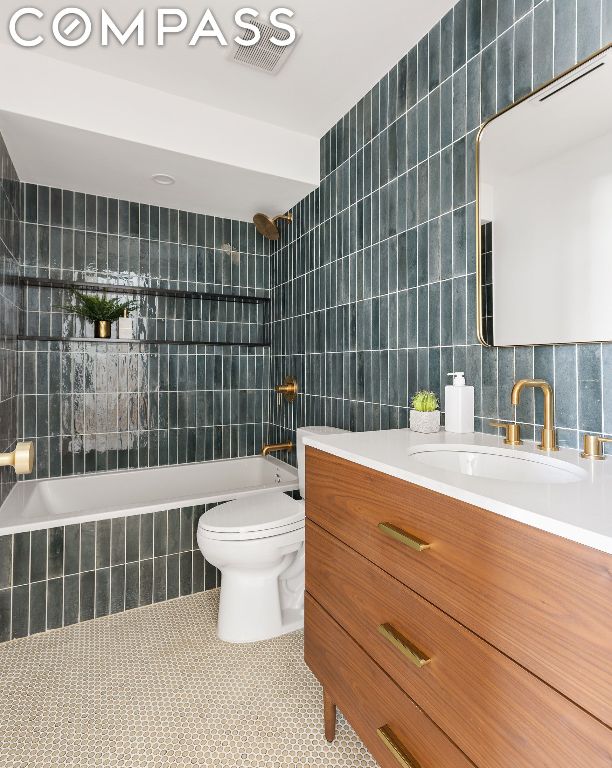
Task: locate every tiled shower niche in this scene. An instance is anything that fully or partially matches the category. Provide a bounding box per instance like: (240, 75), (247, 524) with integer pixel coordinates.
(21, 281), (268, 346)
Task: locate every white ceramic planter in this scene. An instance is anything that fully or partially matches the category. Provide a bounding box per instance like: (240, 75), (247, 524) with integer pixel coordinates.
(410, 409), (441, 434)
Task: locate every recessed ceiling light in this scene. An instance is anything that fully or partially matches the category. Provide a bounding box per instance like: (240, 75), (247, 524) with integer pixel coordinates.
(152, 173), (175, 185)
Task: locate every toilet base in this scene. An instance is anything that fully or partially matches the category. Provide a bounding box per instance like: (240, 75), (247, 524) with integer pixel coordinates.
(215, 544), (305, 644)
(280, 608), (304, 636)
(217, 571), (304, 644)
(218, 608), (304, 644)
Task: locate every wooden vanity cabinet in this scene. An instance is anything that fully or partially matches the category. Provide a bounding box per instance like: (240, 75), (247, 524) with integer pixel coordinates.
(304, 447), (612, 768)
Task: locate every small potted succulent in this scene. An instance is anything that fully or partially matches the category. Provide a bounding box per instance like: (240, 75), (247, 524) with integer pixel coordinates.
(409, 390), (441, 433)
(61, 291), (138, 339)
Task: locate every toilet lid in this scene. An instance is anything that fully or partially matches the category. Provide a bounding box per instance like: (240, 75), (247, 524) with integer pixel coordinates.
(198, 492), (303, 534)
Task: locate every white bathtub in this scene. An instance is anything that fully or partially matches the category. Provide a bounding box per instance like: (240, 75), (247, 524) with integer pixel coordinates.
(0, 456), (299, 535)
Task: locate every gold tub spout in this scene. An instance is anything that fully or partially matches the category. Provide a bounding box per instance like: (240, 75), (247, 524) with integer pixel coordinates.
(0, 441), (35, 474)
(511, 379), (558, 452)
(262, 442), (294, 457)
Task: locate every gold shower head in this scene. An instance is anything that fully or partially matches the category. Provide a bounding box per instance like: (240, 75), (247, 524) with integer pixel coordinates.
(253, 212), (293, 240)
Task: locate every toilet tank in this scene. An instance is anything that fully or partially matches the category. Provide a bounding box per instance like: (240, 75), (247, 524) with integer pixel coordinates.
(296, 426), (348, 499)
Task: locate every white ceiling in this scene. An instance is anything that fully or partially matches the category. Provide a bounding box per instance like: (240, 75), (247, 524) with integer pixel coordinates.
(0, 45), (321, 221)
(0, 0), (456, 221)
(0, 113), (319, 223)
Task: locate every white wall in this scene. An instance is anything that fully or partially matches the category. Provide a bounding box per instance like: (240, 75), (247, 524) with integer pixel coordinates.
(493, 131), (612, 346)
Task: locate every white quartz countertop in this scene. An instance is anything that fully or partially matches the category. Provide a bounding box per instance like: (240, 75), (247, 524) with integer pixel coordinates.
(303, 429), (612, 554)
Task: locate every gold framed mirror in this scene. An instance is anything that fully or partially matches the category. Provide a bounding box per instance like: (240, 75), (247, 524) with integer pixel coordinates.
(476, 42), (612, 348)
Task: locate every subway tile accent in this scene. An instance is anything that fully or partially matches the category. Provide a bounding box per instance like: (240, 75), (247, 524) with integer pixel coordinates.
(269, 0), (612, 454)
(0, 505), (220, 641)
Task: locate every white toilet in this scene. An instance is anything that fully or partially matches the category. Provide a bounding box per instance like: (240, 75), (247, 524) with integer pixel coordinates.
(197, 426), (345, 643)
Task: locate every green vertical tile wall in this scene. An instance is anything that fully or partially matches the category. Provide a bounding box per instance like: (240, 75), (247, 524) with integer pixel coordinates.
(19, 184), (272, 478)
(270, 0), (612, 454)
(0, 132), (20, 509)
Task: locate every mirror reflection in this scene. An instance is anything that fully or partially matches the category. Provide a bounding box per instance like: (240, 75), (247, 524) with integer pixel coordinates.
(477, 45), (612, 347)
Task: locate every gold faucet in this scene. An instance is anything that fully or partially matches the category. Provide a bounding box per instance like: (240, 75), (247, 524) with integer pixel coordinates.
(511, 379), (558, 452)
(262, 442), (294, 457)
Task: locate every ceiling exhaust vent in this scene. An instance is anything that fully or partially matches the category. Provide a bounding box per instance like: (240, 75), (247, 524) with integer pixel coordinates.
(232, 19), (299, 75)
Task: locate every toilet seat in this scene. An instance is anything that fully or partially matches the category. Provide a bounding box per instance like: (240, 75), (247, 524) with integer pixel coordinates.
(198, 492), (304, 542)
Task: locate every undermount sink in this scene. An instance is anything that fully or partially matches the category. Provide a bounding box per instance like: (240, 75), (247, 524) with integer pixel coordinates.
(408, 445), (587, 485)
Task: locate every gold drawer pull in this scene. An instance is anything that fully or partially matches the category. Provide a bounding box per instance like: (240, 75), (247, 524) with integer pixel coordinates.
(378, 522), (430, 551)
(377, 726), (422, 768)
(378, 623), (431, 668)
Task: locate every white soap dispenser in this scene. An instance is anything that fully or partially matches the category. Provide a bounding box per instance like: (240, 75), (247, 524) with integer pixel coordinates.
(445, 372), (474, 434)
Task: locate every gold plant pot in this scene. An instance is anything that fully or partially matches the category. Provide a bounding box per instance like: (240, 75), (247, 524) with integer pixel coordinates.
(94, 320), (111, 339)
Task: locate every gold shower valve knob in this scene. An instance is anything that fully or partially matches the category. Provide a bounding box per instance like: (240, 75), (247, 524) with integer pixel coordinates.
(275, 376), (298, 402)
(0, 441), (35, 475)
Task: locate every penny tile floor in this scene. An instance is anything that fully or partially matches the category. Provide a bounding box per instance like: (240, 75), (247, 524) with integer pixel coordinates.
(0, 590), (376, 767)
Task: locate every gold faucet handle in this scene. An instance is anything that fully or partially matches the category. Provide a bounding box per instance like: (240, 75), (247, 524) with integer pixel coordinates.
(581, 435), (612, 460)
(274, 376), (298, 403)
(489, 421), (523, 446)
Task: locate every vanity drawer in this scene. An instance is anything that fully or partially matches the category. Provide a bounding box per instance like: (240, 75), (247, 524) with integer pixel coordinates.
(306, 520), (612, 768)
(304, 593), (473, 768)
(305, 447), (612, 726)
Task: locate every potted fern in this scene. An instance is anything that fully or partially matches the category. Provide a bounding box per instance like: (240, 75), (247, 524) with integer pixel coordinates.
(409, 390), (440, 433)
(61, 291), (138, 339)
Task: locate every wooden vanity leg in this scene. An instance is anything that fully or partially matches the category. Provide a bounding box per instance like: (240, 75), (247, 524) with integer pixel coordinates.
(323, 689), (337, 743)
